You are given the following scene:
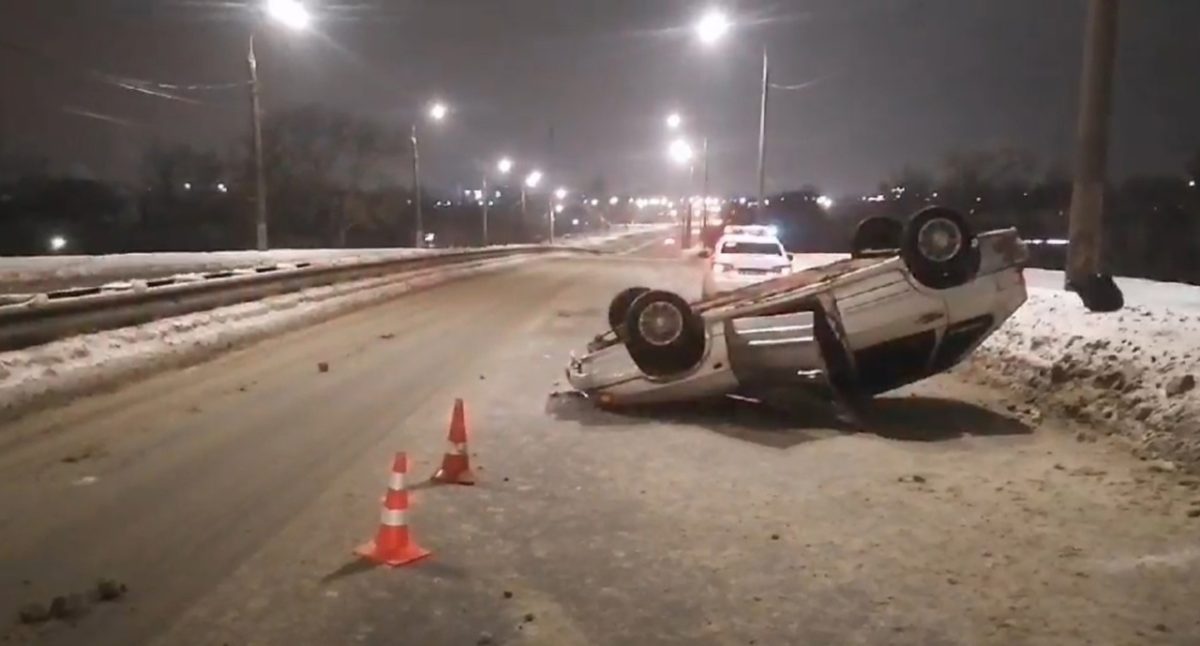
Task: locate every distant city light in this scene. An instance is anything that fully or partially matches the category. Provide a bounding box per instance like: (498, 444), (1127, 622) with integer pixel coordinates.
(554, 187), (568, 200)
(428, 102), (448, 121)
(555, 204), (565, 214)
(1190, 179), (1197, 188)
(525, 170), (543, 188)
(609, 196), (619, 206)
(590, 198), (600, 206)
(816, 195), (834, 210)
(694, 9), (732, 45)
(497, 157), (513, 174)
(666, 112), (682, 130)
(571, 218), (580, 226)
(183, 182), (192, 190)
(216, 182), (228, 193)
(424, 232), (436, 242)
(49, 235), (67, 252)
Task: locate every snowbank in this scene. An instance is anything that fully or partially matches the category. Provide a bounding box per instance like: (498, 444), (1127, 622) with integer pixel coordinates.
(0, 254), (537, 422)
(966, 283), (1200, 471)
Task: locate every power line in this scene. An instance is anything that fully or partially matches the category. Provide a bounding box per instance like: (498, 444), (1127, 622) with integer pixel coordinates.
(0, 37), (246, 105)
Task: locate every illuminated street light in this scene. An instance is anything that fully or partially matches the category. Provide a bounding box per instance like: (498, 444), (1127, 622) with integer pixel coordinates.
(266, 0), (311, 30)
(497, 157), (514, 174)
(694, 8), (731, 46)
(554, 187), (568, 200)
(250, 0), (311, 249)
(49, 235), (67, 252)
(816, 195), (834, 210)
(525, 170), (543, 188)
(608, 196), (620, 206)
(410, 98), (450, 246)
(590, 198), (600, 206)
(555, 204), (565, 214)
(666, 112), (682, 130)
(668, 138), (695, 165)
(217, 182), (229, 193)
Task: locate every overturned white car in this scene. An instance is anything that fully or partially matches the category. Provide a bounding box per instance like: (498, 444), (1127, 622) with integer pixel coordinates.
(567, 207), (1029, 408)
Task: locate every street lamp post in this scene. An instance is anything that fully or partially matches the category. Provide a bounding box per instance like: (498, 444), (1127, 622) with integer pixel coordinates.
(693, 9), (770, 219)
(668, 138), (696, 247)
(665, 112), (711, 242)
(479, 156), (513, 247)
(756, 48), (769, 218)
(523, 170), (543, 235)
(411, 101), (447, 247)
(248, 0), (310, 250)
(552, 187), (568, 243)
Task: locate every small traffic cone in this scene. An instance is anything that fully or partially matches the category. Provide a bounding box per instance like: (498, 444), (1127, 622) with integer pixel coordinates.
(356, 452), (430, 566)
(431, 399), (476, 485)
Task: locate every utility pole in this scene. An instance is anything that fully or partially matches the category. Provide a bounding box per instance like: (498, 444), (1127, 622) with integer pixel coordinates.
(701, 136), (711, 237)
(1066, 0), (1123, 311)
(755, 48), (770, 221)
(411, 123), (423, 247)
(481, 176), (489, 246)
(247, 33), (269, 250)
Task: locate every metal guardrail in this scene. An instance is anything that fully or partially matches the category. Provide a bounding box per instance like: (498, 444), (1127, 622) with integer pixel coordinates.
(0, 246), (557, 352)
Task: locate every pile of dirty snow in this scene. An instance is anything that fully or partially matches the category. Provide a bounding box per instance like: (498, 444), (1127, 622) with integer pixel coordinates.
(966, 283), (1200, 471)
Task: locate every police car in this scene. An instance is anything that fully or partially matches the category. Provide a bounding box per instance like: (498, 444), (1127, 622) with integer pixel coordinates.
(701, 225), (792, 298)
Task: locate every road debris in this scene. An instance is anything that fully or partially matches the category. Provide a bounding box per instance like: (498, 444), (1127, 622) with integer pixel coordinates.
(1165, 374), (1195, 397)
(898, 474), (927, 484)
(1147, 460), (1177, 474)
(95, 578), (127, 602)
(317, 361), (330, 373)
(17, 602), (51, 625)
(48, 594), (86, 620)
(379, 333), (396, 340)
(502, 590), (514, 599)
(523, 613), (536, 623)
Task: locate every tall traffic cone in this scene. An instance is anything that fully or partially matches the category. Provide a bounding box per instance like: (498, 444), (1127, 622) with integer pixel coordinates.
(356, 452), (430, 566)
(431, 399), (476, 485)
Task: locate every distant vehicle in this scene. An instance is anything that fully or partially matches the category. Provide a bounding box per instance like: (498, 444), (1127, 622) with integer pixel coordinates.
(701, 227), (792, 298)
(566, 207), (1029, 410)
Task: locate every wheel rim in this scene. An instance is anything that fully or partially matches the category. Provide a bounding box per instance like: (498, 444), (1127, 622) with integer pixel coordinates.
(916, 218), (963, 262)
(637, 302), (684, 346)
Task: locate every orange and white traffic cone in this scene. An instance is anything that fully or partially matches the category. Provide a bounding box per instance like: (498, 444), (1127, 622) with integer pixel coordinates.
(356, 452), (430, 566)
(431, 399), (476, 485)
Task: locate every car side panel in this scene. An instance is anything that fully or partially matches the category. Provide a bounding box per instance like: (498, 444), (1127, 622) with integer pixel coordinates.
(725, 312), (826, 389)
(833, 266), (948, 352)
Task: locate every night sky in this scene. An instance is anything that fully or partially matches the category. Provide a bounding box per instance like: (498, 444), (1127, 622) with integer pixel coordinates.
(1, 0), (1198, 196)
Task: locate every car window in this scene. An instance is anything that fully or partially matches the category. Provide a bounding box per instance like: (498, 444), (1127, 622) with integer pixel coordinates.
(719, 241), (784, 256)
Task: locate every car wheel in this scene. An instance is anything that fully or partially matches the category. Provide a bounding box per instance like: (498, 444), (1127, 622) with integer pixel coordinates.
(608, 286), (650, 339)
(900, 207), (980, 289)
(624, 290), (705, 377)
(851, 216), (902, 258)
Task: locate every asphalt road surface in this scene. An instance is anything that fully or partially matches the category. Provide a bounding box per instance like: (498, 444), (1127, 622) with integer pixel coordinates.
(2, 241), (1198, 645)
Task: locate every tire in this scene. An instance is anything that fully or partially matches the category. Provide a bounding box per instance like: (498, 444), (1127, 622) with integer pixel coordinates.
(624, 290), (706, 378)
(608, 286), (650, 339)
(851, 217), (902, 258)
(900, 207), (980, 289)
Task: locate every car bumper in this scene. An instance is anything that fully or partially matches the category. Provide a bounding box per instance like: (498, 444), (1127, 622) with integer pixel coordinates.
(703, 271), (788, 297)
